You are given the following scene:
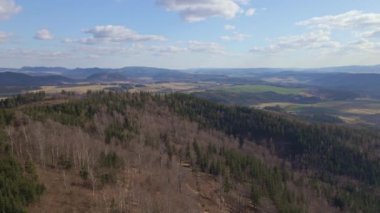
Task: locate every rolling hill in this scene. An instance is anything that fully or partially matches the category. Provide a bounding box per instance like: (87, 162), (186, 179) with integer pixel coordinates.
(0, 92), (379, 212)
(0, 72), (74, 87)
(86, 72), (128, 82)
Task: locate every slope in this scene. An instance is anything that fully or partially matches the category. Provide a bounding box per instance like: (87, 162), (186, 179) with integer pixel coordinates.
(0, 92), (378, 212)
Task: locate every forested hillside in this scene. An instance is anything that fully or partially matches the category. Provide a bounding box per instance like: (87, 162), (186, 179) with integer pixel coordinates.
(0, 92), (379, 212)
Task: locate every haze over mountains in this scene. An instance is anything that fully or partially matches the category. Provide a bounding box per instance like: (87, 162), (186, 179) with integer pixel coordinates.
(2, 64), (380, 94)
(0, 64), (379, 102)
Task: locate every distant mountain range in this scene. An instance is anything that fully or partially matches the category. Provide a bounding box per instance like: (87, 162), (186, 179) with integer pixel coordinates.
(1, 65), (380, 95)
(86, 72), (129, 82)
(188, 64), (380, 76)
(14, 66), (193, 80)
(0, 72), (74, 87)
(0, 66), (223, 88)
(0, 66), (229, 85)
(1, 64), (379, 78)
(1, 64), (379, 77)
(306, 65), (380, 73)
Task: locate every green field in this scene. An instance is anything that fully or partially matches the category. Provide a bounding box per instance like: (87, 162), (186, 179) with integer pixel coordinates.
(254, 99), (380, 126)
(217, 84), (305, 95)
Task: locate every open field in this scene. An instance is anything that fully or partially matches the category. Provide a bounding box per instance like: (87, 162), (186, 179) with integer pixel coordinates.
(129, 82), (215, 93)
(254, 100), (380, 125)
(29, 82), (211, 95)
(338, 115), (364, 125)
(345, 108), (380, 115)
(255, 102), (301, 109)
(216, 85), (306, 95)
(256, 100), (380, 113)
(32, 84), (119, 94)
(3, 80), (380, 127)
(262, 77), (305, 84)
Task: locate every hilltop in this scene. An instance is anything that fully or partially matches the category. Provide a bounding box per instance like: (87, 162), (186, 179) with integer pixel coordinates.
(0, 92), (379, 212)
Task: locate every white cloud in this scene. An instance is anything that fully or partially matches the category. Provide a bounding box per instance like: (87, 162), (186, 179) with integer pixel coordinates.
(0, 31), (10, 42)
(224, 24), (236, 31)
(221, 32), (250, 41)
(342, 39), (380, 53)
(34, 29), (54, 40)
(157, 0), (242, 22)
(0, 0), (21, 20)
(251, 31), (340, 54)
(297, 10), (380, 30)
(0, 48), (69, 59)
(66, 25), (166, 44)
(292, 11), (380, 55)
(188, 40), (225, 54)
(245, 8), (255, 16)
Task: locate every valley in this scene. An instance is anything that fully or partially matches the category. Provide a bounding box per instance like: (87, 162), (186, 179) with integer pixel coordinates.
(3, 66), (380, 128)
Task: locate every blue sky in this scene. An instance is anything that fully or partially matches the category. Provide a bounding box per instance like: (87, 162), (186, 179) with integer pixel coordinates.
(1, 0), (380, 68)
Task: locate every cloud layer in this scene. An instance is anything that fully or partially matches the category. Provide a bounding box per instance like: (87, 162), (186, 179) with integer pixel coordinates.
(251, 31), (339, 53)
(66, 25), (166, 44)
(188, 40), (225, 54)
(224, 24), (236, 31)
(0, 31), (10, 42)
(157, 0), (242, 22)
(251, 11), (380, 55)
(221, 32), (250, 41)
(297, 10), (380, 30)
(2, 1), (380, 69)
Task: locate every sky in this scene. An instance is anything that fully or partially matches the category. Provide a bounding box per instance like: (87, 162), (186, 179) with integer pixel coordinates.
(1, 0), (380, 69)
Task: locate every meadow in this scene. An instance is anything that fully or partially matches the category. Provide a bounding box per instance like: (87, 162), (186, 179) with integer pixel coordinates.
(216, 84), (306, 95)
(32, 84), (119, 94)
